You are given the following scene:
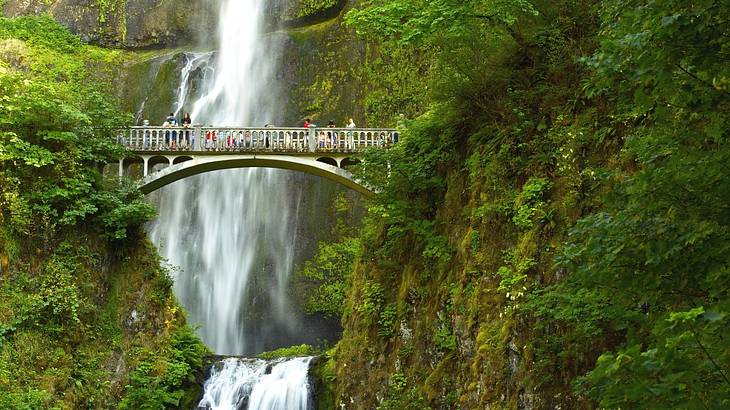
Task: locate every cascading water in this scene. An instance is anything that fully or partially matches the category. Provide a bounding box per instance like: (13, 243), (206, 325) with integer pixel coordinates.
(198, 357), (313, 410)
(146, 0), (331, 407)
(149, 169), (306, 354)
(173, 52), (214, 118)
(189, 0), (279, 126)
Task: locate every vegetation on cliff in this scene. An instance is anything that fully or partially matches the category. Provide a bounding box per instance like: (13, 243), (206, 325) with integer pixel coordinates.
(305, 0), (730, 408)
(0, 16), (207, 408)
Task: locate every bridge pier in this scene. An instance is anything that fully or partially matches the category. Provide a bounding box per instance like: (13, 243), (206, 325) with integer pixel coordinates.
(308, 126), (317, 152)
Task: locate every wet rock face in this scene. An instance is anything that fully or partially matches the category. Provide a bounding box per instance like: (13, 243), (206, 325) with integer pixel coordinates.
(3, 0), (218, 48)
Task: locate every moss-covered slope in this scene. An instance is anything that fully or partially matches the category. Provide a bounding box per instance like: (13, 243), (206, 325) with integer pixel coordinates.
(0, 232), (207, 409)
(0, 15), (207, 408)
(310, 0), (730, 408)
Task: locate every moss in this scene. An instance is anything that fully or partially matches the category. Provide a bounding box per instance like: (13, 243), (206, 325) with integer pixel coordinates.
(257, 344), (317, 359)
(309, 351), (337, 410)
(0, 231), (206, 408)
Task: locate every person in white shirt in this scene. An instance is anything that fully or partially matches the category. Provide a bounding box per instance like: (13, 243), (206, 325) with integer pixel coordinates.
(346, 118), (356, 149)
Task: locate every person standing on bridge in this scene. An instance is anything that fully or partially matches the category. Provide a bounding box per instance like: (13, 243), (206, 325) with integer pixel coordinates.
(182, 113), (192, 149)
(327, 120), (337, 148)
(346, 118), (356, 150)
(163, 119), (171, 148)
(142, 119), (150, 148)
(165, 113), (178, 149)
(303, 118), (311, 128)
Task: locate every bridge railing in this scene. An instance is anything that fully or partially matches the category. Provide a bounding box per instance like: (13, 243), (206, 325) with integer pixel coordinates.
(117, 126), (399, 152)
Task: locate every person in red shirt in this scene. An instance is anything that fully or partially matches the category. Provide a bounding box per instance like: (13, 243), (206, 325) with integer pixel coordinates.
(303, 118), (311, 128)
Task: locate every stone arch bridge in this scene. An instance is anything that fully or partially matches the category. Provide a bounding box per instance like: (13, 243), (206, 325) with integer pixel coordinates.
(117, 126), (397, 196)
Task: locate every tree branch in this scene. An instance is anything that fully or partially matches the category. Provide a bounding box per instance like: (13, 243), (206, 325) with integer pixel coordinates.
(688, 321), (730, 388)
(675, 64), (730, 97)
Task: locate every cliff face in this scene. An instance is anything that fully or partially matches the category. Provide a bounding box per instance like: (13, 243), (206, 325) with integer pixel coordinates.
(103, 0), (380, 128)
(2, 0), (383, 126)
(2, 0), (347, 49)
(3, 0), (217, 48)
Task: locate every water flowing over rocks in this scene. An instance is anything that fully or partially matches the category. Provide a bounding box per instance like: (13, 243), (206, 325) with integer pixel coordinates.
(198, 357), (313, 410)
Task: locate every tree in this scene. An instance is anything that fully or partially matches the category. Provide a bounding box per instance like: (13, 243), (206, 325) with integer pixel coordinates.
(534, 1), (730, 407)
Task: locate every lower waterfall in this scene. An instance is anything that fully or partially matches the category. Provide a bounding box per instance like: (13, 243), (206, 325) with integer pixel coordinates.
(198, 357), (313, 410)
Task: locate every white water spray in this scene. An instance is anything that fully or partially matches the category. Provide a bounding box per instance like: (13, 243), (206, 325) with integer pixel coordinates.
(198, 357), (313, 410)
(173, 52), (214, 118)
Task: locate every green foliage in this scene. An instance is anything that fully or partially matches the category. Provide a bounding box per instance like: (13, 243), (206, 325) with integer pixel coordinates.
(511, 177), (550, 229)
(576, 307), (730, 409)
(376, 372), (431, 410)
(119, 327), (207, 410)
(299, 237), (361, 318)
(496, 248), (535, 297)
(526, 0), (730, 407)
(346, 0), (537, 46)
(94, 180), (157, 240)
(377, 303), (398, 338)
(335, 0), (727, 407)
(355, 112), (457, 274)
(296, 193), (362, 318)
(431, 312), (457, 352)
(0, 16), (200, 409)
(356, 281), (385, 325)
(0, 15), (82, 52)
(258, 344), (317, 359)
(358, 43), (433, 125)
(95, 0), (125, 23)
(296, 0), (338, 19)
(0, 16), (151, 241)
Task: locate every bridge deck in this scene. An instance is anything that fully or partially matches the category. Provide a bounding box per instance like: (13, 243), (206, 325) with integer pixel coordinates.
(119, 126), (398, 153)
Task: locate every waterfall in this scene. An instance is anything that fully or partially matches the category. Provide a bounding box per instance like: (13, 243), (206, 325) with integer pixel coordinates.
(148, 169), (306, 354)
(146, 0), (328, 407)
(148, 0), (300, 355)
(198, 357), (313, 410)
(189, 0), (279, 126)
(173, 52), (214, 118)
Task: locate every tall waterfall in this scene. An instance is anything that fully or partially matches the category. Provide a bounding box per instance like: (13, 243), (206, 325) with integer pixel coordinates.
(146, 0), (328, 407)
(149, 0), (296, 356)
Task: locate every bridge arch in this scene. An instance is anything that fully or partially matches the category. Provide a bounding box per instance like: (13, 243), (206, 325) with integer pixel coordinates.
(148, 155), (171, 169)
(172, 156), (194, 165)
(138, 155), (373, 197)
(119, 157), (144, 178)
